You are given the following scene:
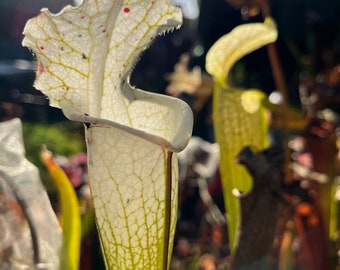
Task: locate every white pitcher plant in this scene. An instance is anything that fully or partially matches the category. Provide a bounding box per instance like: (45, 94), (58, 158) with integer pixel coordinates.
(22, 0), (193, 269)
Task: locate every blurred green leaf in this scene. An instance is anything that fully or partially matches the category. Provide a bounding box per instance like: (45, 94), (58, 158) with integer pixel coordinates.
(22, 121), (85, 189)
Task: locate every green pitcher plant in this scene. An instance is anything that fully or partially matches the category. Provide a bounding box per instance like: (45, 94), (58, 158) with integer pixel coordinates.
(205, 17), (278, 251)
(22, 1), (193, 269)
